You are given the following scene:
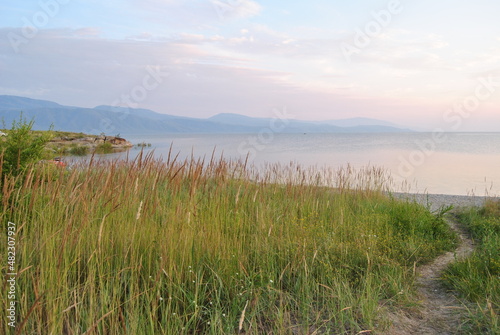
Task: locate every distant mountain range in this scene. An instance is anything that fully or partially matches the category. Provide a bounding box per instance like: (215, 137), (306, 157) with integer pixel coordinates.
(0, 95), (412, 135)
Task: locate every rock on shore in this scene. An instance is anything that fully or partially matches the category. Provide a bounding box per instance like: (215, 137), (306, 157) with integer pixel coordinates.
(49, 134), (133, 149)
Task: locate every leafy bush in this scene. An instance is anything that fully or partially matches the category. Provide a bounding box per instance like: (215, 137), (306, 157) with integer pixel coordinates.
(95, 142), (113, 154)
(0, 116), (51, 177)
(69, 145), (89, 156)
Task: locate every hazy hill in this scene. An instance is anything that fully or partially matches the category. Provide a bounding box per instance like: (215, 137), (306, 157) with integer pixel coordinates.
(0, 95), (411, 134)
(209, 113), (410, 133)
(323, 117), (402, 128)
(0, 95), (62, 109)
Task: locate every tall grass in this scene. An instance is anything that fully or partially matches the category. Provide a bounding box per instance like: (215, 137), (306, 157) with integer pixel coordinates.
(0, 152), (456, 334)
(444, 200), (500, 334)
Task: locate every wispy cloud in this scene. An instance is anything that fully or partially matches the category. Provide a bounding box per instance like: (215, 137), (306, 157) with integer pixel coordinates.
(1, 1), (500, 130)
(210, 0), (262, 20)
(129, 0), (261, 30)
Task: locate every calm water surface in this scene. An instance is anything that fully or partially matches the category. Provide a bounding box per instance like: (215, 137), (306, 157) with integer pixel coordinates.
(78, 133), (500, 196)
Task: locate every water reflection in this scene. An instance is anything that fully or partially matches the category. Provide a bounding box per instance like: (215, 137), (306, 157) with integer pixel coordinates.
(65, 133), (500, 196)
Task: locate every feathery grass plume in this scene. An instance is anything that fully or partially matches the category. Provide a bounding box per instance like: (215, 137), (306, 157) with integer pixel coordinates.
(239, 300), (249, 332)
(136, 200), (143, 220)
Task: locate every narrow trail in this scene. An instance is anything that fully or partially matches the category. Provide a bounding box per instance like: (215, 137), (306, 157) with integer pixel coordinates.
(386, 216), (475, 335)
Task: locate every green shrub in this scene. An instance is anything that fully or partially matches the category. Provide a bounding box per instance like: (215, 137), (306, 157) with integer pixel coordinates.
(95, 142), (113, 154)
(0, 116), (51, 177)
(69, 145), (89, 156)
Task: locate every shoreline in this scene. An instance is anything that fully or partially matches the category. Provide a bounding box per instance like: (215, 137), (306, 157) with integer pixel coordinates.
(46, 146), (499, 211)
(390, 192), (497, 212)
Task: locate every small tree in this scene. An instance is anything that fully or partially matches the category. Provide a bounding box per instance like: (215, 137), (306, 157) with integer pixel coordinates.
(1, 116), (51, 177)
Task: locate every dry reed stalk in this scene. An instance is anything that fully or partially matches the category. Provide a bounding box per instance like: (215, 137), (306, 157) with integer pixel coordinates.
(136, 201), (143, 221)
(239, 300), (249, 332)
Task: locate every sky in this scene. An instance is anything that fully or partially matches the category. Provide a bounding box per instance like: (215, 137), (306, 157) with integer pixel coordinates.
(0, 0), (499, 131)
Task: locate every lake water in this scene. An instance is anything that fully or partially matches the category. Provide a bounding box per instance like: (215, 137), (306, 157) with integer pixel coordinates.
(79, 133), (500, 196)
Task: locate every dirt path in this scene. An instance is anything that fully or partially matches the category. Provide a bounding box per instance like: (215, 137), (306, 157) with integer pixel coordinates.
(386, 216), (475, 335)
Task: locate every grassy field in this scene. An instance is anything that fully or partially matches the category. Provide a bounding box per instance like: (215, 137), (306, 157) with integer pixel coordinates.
(1, 153), (458, 334)
(444, 201), (500, 334)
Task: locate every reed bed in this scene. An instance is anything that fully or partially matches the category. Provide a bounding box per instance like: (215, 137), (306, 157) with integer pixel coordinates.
(0, 152), (456, 334)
